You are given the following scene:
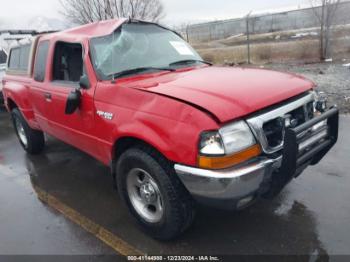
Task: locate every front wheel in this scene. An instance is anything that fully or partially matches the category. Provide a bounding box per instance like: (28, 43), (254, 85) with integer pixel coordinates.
(11, 108), (45, 154)
(116, 146), (195, 240)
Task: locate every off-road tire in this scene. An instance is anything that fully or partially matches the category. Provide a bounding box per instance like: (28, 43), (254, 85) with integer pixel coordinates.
(116, 145), (195, 240)
(11, 108), (45, 154)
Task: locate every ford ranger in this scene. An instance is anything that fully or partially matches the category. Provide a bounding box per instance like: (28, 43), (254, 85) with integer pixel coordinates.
(2, 19), (339, 240)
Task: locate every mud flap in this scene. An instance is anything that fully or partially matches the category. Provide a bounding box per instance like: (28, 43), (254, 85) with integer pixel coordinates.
(264, 107), (339, 199)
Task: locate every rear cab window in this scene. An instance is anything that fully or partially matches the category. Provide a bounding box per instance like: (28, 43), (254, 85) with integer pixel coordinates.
(7, 43), (32, 74)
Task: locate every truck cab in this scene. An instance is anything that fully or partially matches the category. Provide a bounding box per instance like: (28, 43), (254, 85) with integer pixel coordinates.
(2, 19), (339, 240)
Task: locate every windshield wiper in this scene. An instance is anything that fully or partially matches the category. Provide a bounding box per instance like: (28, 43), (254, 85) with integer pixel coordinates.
(169, 59), (213, 67)
(109, 67), (176, 79)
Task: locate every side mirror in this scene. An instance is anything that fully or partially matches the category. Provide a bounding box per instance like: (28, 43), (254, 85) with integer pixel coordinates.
(79, 75), (90, 89)
(65, 89), (81, 115)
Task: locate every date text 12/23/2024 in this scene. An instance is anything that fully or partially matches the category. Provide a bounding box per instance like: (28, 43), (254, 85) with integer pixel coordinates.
(127, 256), (220, 261)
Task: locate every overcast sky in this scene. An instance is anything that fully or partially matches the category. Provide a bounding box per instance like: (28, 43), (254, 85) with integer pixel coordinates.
(0, 0), (309, 25)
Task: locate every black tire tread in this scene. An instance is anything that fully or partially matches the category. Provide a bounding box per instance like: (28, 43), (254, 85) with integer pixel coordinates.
(11, 108), (45, 154)
(116, 145), (195, 240)
(139, 145), (196, 234)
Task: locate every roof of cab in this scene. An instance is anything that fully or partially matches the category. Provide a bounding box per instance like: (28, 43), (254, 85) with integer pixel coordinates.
(40, 18), (128, 41)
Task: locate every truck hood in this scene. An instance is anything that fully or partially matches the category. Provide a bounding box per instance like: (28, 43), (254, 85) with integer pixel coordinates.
(126, 66), (314, 123)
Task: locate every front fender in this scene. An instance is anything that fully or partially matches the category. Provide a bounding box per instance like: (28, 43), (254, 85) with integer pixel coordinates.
(112, 113), (200, 166)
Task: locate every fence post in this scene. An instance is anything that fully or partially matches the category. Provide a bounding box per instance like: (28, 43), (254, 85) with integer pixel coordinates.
(246, 11), (252, 64)
(186, 25), (189, 42)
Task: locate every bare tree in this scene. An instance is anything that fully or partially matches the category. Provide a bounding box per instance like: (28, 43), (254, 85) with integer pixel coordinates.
(310, 0), (341, 60)
(60, 0), (165, 25)
(175, 22), (192, 42)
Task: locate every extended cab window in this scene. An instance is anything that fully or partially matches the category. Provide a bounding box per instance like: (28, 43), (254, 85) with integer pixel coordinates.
(52, 42), (83, 83)
(8, 44), (31, 72)
(9, 48), (20, 69)
(34, 41), (49, 82)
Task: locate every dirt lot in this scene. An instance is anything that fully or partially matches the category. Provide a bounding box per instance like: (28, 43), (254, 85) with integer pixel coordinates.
(262, 62), (350, 114)
(194, 25), (350, 64)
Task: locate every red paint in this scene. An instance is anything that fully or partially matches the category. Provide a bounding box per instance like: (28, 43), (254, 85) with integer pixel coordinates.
(3, 19), (314, 168)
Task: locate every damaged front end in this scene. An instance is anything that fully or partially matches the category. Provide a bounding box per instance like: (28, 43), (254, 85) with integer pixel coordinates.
(247, 91), (339, 198)
(262, 106), (338, 198)
(175, 91), (339, 210)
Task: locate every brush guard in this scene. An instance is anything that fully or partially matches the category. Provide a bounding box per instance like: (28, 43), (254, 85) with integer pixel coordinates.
(265, 107), (339, 198)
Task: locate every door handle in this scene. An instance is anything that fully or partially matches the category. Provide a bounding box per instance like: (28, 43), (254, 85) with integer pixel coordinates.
(44, 92), (52, 102)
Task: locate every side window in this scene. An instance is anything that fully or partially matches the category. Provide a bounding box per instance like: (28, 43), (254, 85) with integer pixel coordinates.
(19, 45), (30, 71)
(9, 48), (20, 70)
(52, 42), (83, 83)
(34, 41), (50, 82)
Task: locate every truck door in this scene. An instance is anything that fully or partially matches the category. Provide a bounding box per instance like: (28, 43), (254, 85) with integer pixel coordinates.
(30, 40), (53, 131)
(45, 41), (97, 157)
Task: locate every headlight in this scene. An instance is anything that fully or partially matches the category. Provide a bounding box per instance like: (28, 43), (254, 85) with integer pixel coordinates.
(198, 120), (261, 169)
(199, 132), (225, 155)
(199, 121), (256, 156)
(219, 121), (256, 155)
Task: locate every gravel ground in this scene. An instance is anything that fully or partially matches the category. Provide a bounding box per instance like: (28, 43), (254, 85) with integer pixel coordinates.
(264, 62), (350, 113)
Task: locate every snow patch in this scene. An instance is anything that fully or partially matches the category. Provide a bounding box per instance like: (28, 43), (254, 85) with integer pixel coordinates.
(226, 33), (244, 40)
(0, 16), (69, 32)
(291, 32), (318, 38)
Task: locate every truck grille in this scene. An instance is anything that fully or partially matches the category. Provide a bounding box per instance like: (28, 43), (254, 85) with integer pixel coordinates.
(247, 93), (315, 154)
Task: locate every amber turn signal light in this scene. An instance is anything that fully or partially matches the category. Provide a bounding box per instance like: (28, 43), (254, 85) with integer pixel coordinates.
(198, 144), (262, 170)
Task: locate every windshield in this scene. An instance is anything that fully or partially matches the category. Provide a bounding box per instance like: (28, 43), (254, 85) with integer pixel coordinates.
(90, 23), (203, 79)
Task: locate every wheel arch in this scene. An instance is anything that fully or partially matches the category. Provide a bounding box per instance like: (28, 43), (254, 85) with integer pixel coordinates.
(110, 136), (172, 180)
(6, 97), (18, 111)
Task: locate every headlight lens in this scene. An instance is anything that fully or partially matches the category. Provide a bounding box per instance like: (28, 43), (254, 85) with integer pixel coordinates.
(199, 121), (256, 156)
(219, 121), (256, 155)
(199, 132), (225, 155)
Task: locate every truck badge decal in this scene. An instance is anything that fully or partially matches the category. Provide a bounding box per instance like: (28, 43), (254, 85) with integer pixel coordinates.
(97, 110), (114, 120)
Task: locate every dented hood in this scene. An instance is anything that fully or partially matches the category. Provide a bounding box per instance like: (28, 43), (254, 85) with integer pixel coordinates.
(127, 66), (314, 123)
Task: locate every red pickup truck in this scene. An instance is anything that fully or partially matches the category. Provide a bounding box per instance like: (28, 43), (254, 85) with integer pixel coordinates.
(2, 19), (339, 240)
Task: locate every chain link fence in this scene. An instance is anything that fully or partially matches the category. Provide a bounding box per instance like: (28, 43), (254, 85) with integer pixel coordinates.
(180, 1), (350, 43)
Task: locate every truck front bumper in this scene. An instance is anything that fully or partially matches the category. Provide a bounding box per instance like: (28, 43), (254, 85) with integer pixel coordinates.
(175, 157), (281, 210)
(175, 107), (339, 210)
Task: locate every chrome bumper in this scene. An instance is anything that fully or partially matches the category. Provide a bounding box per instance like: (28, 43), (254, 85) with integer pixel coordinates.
(175, 157), (282, 210)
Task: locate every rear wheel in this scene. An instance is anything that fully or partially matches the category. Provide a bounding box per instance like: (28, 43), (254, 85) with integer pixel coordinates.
(116, 146), (195, 240)
(11, 108), (45, 154)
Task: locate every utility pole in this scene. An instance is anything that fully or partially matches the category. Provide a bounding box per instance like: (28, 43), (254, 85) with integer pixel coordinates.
(246, 11), (252, 64)
(320, 0), (326, 60)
